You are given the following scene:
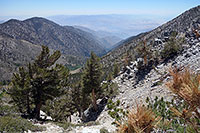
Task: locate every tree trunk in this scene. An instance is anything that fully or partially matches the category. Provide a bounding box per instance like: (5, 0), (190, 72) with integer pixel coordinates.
(91, 89), (97, 111)
(35, 101), (42, 119)
(26, 93), (30, 115)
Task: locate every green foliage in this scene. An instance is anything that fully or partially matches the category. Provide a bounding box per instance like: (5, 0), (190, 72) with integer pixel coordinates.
(82, 52), (102, 94)
(0, 105), (19, 116)
(68, 72), (83, 85)
(106, 72), (113, 82)
(0, 116), (44, 132)
(100, 82), (118, 99)
(54, 121), (72, 130)
(0, 80), (10, 85)
(100, 127), (110, 133)
(10, 66), (31, 115)
(70, 82), (86, 116)
(107, 99), (126, 124)
(9, 45), (69, 119)
(43, 95), (73, 122)
(113, 62), (120, 78)
(82, 52), (102, 110)
(146, 97), (174, 121)
(160, 32), (184, 60)
(146, 96), (199, 132)
(0, 90), (5, 104)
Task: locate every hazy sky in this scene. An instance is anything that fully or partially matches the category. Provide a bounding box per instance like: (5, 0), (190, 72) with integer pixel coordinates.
(0, 0), (199, 17)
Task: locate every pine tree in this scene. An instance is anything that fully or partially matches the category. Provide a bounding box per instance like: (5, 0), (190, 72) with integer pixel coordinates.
(10, 67), (31, 115)
(113, 62), (120, 78)
(71, 82), (85, 117)
(106, 71), (113, 82)
(82, 52), (102, 111)
(137, 40), (152, 66)
(10, 46), (69, 119)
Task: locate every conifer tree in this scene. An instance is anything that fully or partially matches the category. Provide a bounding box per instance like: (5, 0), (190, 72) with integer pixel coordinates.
(82, 52), (102, 111)
(10, 67), (31, 115)
(113, 62), (120, 78)
(106, 71), (113, 82)
(10, 46), (69, 119)
(71, 82), (86, 117)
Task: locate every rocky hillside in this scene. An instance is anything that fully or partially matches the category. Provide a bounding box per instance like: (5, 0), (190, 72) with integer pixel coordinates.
(0, 17), (106, 81)
(67, 5), (200, 132)
(0, 32), (41, 81)
(0, 31), (86, 81)
(101, 5), (200, 68)
(0, 17), (106, 57)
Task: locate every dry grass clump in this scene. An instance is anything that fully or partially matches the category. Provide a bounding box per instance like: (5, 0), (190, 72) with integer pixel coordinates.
(166, 66), (200, 108)
(166, 66), (200, 132)
(117, 104), (160, 133)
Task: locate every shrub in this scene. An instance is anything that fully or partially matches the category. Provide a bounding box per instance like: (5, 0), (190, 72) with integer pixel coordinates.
(0, 105), (19, 116)
(166, 67), (200, 132)
(100, 127), (110, 133)
(107, 99), (126, 124)
(54, 121), (72, 130)
(146, 96), (200, 132)
(0, 116), (44, 132)
(160, 33), (184, 61)
(100, 82), (118, 98)
(166, 67), (200, 108)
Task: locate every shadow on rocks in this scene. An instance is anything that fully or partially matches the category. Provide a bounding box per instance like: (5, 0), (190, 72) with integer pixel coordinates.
(82, 97), (108, 123)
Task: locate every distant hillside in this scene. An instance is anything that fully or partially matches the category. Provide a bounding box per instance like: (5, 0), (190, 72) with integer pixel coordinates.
(75, 26), (122, 50)
(101, 5), (200, 68)
(0, 32), (41, 81)
(0, 17), (106, 57)
(0, 17), (105, 81)
(0, 31), (88, 81)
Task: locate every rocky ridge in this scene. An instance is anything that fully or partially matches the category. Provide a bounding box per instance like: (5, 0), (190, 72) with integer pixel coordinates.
(0, 17), (106, 57)
(101, 5), (200, 68)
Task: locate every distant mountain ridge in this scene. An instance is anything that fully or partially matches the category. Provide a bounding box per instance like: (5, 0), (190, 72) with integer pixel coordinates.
(0, 17), (106, 57)
(0, 17), (107, 81)
(0, 33), (41, 81)
(74, 26), (122, 50)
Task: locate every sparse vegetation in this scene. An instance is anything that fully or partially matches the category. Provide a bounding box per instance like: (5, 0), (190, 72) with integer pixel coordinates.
(100, 127), (110, 133)
(166, 66), (200, 132)
(109, 66), (200, 132)
(113, 62), (120, 78)
(107, 99), (126, 124)
(0, 116), (44, 132)
(160, 31), (184, 61)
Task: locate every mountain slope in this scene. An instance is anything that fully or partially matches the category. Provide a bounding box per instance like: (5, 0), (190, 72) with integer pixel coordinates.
(0, 17), (106, 57)
(74, 26), (122, 49)
(0, 32), (41, 81)
(0, 32), (88, 81)
(101, 5), (200, 67)
(81, 6), (200, 132)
